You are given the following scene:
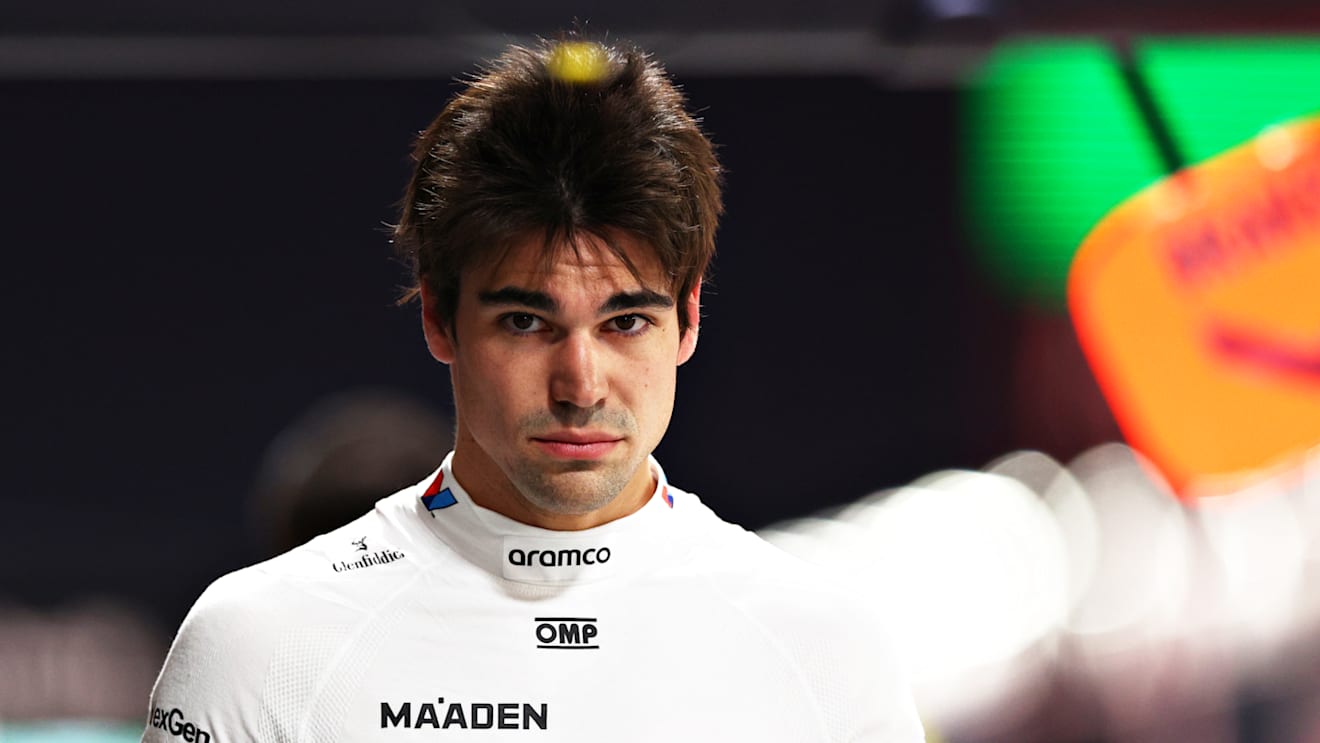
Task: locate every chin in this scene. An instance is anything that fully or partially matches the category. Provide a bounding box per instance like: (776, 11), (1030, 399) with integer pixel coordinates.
(512, 467), (630, 515)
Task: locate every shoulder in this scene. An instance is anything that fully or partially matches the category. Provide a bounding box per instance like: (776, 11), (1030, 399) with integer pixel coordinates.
(669, 487), (926, 742)
(203, 492), (426, 616)
(669, 486), (858, 602)
(166, 489), (428, 642)
(143, 494), (426, 740)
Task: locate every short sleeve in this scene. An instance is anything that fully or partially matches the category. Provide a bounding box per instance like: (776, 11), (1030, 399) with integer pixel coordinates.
(780, 593), (925, 743)
(141, 571), (282, 742)
(705, 532), (927, 743)
(840, 615), (925, 743)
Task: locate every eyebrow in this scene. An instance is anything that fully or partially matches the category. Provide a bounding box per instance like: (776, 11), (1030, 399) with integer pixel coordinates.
(478, 287), (557, 313)
(600, 289), (675, 313)
(477, 286), (674, 315)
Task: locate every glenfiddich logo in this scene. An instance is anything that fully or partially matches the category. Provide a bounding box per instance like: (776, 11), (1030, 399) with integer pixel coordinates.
(332, 537), (404, 573)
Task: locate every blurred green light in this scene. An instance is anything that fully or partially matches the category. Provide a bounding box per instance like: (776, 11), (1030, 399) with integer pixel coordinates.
(963, 37), (1320, 307)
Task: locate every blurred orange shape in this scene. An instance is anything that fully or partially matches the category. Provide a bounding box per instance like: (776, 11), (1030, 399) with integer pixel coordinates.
(1070, 116), (1320, 496)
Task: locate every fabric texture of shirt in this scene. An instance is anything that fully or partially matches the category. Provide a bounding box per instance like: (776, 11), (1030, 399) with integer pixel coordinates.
(143, 454), (924, 742)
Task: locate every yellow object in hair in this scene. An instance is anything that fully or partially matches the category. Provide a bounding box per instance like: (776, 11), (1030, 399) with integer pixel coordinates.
(547, 41), (610, 83)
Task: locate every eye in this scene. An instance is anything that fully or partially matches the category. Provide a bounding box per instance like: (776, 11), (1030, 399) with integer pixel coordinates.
(608, 314), (652, 336)
(501, 313), (546, 334)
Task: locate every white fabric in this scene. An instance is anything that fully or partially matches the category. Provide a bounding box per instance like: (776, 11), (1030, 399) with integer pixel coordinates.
(143, 454), (924, 742)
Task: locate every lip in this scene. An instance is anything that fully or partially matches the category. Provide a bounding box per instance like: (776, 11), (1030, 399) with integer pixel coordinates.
(535, 430), (621, 444)
(531, 432), (623, 460)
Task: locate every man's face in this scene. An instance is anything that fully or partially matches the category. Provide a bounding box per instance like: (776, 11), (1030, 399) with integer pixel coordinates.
(422, 231), (699, 528)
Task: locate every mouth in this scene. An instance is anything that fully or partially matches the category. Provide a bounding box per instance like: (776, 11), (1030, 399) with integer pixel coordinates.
(530, 432), (624, 460)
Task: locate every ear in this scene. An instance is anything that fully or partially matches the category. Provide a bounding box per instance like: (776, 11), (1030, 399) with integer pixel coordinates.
(419, 282), (456, 364)
(676, 279), (701, 366)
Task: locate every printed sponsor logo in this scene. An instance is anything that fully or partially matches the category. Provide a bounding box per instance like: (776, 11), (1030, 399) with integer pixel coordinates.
(421, 471), (457, 511)
(332, 537), (405, 573)
(502, 538), (615, 583)
(380, 698), (548, 730)
(149, 707), (211, 743)
(507, 547), (610, 568)
(535, 617), (598, 650)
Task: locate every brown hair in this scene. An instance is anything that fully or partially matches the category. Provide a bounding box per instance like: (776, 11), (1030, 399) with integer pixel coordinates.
(392, 38), (723, 335)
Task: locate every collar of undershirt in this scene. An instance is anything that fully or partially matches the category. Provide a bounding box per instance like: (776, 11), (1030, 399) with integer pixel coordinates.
(413, 451), (677, 585)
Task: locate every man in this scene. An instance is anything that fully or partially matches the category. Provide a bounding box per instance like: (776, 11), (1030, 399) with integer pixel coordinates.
(144, 38), (924, 742)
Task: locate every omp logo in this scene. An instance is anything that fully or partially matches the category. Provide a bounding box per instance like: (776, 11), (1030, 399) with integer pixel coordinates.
(507, 547), (610, 568)
(149, 707), (211, 743)
(535, 617), (599, 650)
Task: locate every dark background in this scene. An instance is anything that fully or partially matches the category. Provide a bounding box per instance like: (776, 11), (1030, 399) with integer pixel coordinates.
(5, 0), (1308, 635)
(3, 75), (1013, 631)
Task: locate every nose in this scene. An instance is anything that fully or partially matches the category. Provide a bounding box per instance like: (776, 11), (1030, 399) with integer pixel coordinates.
(550, 331), (608, 410)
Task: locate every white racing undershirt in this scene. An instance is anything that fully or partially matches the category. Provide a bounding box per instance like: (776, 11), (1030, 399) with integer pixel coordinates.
(142, 453), (925, 742)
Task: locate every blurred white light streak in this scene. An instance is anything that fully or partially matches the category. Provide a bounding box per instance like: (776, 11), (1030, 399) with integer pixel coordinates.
(1198, 482), (1305, 648)
(1063, 444), (1192, 643)
(760, 439), (1320, 734)
(766, 470), (1068, 724)
(987, 450), (1100, 612)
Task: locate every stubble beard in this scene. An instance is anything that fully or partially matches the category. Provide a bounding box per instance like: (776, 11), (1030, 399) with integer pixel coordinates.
(505, 406), (646, 516)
